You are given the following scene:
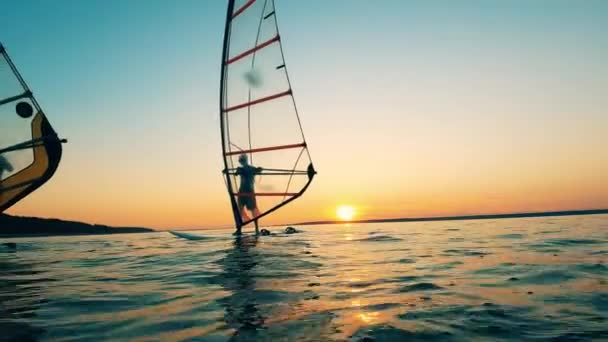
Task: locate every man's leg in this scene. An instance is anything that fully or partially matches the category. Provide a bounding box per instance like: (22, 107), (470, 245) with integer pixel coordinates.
(240, 206), (251, 223)
(252, 207), (261, 235)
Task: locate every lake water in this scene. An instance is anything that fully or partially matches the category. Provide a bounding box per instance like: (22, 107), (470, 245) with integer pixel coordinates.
(1, 215), (607, 341)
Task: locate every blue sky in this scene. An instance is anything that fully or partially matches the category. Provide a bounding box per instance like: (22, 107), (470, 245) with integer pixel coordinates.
(1, 0), (606, 228)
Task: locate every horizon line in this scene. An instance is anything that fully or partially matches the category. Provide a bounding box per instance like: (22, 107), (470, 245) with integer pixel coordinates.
(163, 208), (608, 231)
(286, 208), (608, 227)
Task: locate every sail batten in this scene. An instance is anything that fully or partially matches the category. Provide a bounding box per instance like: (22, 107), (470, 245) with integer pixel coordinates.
(224, 89), (291, 112)
(232, 0), (257, 20)
(223, 142), (305, 156)
(226, 35), (280, 65)
(220, 0), (316, 229)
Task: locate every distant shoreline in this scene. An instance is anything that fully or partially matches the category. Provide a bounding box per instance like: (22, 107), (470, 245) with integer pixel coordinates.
(291, 209), (608, 226)
(0, 214), (154, 238)
(0, 231), (157, 238)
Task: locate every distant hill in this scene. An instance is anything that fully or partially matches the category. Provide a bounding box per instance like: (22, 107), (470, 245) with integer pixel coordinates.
(0, 214), (154, 237)
(293, 209), (608, 226)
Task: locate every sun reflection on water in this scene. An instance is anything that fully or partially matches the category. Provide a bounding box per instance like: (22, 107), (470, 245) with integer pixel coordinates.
(357, 312), (379, 324)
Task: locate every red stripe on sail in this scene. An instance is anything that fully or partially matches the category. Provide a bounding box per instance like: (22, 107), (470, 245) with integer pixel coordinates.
(232, 0), (256, 20)
(235, 192), (298, 197)
(224, 142), (306, 156)
(224, 89), (291, 112)
(226, 35), (280, 65)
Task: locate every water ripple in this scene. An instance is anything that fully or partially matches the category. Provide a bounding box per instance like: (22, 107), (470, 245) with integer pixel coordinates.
(0, 214), (606, 341)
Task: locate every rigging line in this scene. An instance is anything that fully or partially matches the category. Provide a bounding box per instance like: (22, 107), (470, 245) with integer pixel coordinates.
(247, 0), (269, 166)
(230, 142), (245, 152)
(224, 92), (234, 165)
(1, 46), (41, 112)
(270, 0), (312, 163)
(247, 87), (252, 164)
(282, 146), (305, 202)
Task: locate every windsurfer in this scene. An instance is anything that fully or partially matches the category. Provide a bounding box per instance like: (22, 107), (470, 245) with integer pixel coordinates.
(235, 154), (263, 230)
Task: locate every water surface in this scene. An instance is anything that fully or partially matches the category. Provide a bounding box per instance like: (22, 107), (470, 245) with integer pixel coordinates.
(1, 215), (607, 341)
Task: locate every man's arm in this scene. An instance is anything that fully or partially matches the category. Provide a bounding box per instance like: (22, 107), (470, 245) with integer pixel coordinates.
(0, 156), (13, 173)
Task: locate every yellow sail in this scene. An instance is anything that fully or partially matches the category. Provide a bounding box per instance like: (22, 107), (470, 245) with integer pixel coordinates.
(0, 43), (64, 212)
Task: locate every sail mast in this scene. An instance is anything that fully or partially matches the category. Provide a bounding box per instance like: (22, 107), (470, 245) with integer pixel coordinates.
(220, 0), (244, 230)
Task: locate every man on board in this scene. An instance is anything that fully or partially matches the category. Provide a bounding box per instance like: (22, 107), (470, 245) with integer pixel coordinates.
(235, 154), (263, 233)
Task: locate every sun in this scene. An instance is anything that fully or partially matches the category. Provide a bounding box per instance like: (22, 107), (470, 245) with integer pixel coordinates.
(336, 205), (356, 221)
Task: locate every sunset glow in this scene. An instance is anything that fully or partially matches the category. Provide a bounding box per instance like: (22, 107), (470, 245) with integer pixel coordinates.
(337, 205), (356, 221)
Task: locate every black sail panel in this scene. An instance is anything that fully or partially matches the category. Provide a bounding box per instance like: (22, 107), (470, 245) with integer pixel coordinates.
(220, 0), (315, 229)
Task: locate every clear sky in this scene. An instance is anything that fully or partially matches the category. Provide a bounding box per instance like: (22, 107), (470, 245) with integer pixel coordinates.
(1, 0), (606, 229)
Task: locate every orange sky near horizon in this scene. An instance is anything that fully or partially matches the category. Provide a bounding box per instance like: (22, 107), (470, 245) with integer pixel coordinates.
(7, 148), (607, 229)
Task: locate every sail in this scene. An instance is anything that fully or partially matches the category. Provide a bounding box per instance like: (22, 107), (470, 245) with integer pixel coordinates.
(220, 0), (316, 228)
(0, 43), (64, 212)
